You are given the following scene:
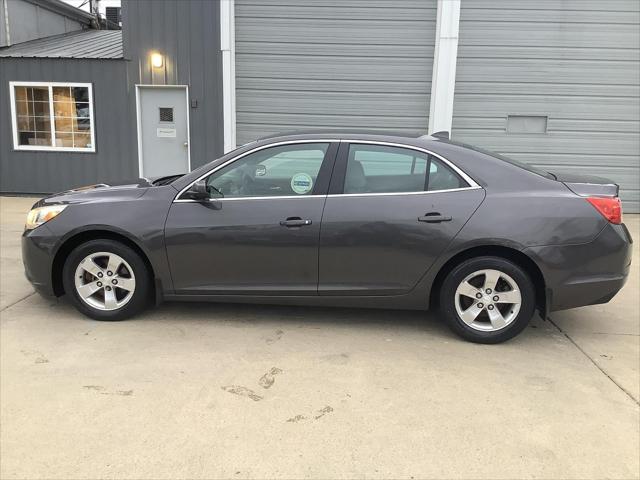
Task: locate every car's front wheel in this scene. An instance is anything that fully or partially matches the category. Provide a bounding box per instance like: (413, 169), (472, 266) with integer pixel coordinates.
(62, 239), (151, 320)
(439, 256), (536, 344)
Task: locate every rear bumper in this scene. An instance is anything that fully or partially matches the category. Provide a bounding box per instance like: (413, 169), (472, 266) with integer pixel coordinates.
(525, 222), (633, 312)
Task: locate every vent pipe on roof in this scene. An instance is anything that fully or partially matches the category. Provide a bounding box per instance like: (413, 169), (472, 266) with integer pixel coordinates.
(89, 0), (100, 29)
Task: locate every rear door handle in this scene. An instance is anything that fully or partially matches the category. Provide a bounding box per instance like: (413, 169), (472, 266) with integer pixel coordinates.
(418, 213), (452, 223)
(280, 217), (312, 227)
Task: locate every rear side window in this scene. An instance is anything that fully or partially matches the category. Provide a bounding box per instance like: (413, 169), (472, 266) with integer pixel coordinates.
(428, 157), (468, 191)
(343, 144), (468, 194)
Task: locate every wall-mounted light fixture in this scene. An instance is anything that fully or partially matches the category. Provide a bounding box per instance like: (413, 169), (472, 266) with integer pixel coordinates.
(151, 52), (164, 68)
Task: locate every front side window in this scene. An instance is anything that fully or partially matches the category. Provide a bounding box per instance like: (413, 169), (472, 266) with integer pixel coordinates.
(10, 82), (95, 151)
(344, 144), (468, 194)
(203, 143), (329, 198)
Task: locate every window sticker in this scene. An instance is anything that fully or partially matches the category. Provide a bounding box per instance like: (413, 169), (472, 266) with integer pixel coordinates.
(291, 172), (313, 195)
(255, 164), (267, 177)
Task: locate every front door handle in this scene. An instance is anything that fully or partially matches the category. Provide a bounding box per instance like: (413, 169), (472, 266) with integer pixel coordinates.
(418, 212), (452, 223)
(280, 217), (312, 228)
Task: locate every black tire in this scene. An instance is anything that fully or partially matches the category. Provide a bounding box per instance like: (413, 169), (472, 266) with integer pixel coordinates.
(62, 239), (152, 321)
(439, 256), (536, 344)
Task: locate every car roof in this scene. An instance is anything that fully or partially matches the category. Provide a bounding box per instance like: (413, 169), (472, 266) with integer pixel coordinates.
(248, 130), (556, 189)
(172, 129), (556, 195)
(255, 129), (439, 145)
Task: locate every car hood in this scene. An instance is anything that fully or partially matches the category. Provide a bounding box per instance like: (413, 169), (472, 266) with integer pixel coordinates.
(34, 177), (160, 208)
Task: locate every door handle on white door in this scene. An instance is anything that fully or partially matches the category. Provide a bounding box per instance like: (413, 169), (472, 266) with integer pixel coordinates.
(183, 142), (189, 147)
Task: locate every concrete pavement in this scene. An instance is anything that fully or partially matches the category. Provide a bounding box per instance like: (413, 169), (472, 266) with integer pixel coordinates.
(1, 196), (638, 479)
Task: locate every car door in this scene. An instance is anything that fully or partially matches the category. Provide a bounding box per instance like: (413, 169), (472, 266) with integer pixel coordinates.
(319, 141), (485, 295)
(165, 141), (338, 295)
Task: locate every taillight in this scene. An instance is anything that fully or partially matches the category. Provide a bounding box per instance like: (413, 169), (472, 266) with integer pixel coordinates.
(587, 196), (622, 224)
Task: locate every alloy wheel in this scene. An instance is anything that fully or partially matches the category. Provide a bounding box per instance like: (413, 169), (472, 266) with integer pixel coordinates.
(454, 268), (522, 331)
(74, 251), (136, 311)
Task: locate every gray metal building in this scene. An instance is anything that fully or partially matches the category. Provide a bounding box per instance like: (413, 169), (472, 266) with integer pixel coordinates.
(0, 0), (135, 193)
(1, 0), (639, 212)
(122, 0), (223, 179)
(234, 0), (436, 144)
(452, 0), (640, 211)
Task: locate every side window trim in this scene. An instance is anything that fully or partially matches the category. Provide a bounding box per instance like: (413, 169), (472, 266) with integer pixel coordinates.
(328, 141), (349, 195)
(424, 155), (431, 192)
(329, 140), (480, 197)
(311, 141), (339, 195)
(174, 139), (340, 202)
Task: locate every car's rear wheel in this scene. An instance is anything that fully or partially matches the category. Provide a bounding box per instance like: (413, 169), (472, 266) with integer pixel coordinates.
(62, 239), (151, 320)
(439, 256), (536, 344)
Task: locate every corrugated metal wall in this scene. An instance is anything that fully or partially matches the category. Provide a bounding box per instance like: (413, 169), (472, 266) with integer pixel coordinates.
(452, 0), (640, 212)
(235, 0), (436, 145)
(0, 58), (136, 193)
(122, 0), (224, 170)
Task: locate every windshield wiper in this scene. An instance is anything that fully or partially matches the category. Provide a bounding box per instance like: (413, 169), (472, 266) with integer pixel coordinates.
(152, 174), (183, 186)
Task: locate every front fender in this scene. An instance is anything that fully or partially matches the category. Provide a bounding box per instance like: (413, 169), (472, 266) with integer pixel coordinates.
(44, 187), (176, 294)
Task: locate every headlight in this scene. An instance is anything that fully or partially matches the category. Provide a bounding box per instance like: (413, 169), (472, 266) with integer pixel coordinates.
(25, 205), (67, 230)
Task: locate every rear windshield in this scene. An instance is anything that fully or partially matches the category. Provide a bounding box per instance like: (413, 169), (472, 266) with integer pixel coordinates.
(462, 144), (555, 179)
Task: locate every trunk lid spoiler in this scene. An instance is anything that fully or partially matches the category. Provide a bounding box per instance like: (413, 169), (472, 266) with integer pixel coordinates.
(551, 172), (619, 198)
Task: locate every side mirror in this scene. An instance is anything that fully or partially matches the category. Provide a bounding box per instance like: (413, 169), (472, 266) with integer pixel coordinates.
(183, 180), (210, 201)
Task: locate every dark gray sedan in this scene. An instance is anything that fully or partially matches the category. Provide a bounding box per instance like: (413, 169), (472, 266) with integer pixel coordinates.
(21, 131), (633, 343)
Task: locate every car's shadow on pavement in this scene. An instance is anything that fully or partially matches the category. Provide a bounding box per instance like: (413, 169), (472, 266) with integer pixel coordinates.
(37, 294), (548, 346)
(128, 299), (549, 345)
(139, 300), (458, 342)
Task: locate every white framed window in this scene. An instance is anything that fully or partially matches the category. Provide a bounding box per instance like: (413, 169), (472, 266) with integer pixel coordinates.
(9, 81), (96, 152)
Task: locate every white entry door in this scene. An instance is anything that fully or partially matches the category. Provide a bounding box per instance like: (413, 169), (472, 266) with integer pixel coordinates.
(137, 86), (190, 177)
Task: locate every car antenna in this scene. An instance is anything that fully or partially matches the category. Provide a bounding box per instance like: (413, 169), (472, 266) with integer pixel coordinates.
(431, 131), (450, 139)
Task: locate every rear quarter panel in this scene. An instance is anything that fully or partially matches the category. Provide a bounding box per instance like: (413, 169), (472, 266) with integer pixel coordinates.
(424, 140), (607, 248)
(410, 140), (609, 308)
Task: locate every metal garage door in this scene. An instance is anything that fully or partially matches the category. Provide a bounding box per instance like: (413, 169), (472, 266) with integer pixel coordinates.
(452, 0), (640, 212)
(235, 0), (436, 145)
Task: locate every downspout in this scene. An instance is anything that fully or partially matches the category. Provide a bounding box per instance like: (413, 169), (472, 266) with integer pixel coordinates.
(220, 0), (237, 153)
(3, 0), (11, 46)
(428, 0), (461, 135)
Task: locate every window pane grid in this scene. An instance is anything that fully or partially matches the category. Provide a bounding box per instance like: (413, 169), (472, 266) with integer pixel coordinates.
(13, 86), (51, 147)
(12, 83), (93, 151)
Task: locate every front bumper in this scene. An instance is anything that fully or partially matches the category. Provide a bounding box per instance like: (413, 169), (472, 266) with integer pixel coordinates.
(525, 222), (633, 312)
(22, 225), (58, 297)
